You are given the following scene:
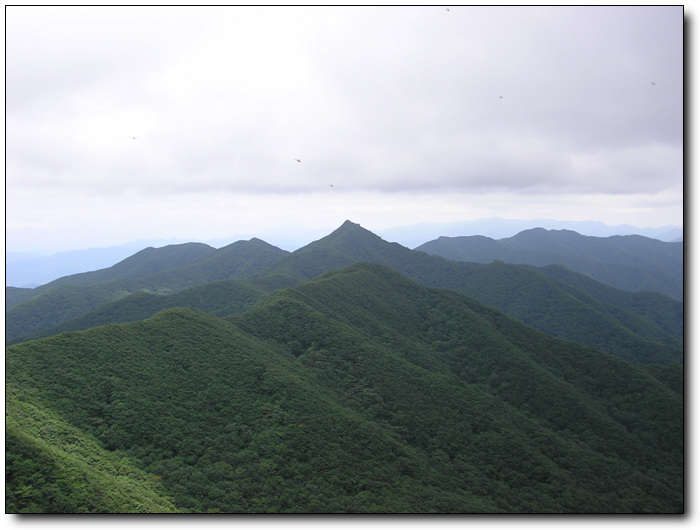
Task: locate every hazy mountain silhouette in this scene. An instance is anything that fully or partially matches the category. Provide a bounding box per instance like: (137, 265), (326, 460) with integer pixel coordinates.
(416, 228), (683, 300)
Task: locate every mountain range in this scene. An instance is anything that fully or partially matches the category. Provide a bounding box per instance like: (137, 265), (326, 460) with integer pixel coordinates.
(379, 219), (682, 249)
(415, 228), (683, 300)
(6, 221), (683, 365)
(6, 217), (682, 288)
(5, 221), (684, 513)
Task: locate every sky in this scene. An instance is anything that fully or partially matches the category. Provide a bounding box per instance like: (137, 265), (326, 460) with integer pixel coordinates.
(5, 5), (685, 253)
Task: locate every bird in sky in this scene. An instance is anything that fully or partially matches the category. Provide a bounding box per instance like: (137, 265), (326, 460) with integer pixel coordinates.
(498, 96), (503, 99)
(650, 82), (656, 85)
(294, 159), (301, 163)
(329, 184), (334, 188)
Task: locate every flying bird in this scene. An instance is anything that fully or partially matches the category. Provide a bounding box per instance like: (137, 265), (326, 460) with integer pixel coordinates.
(294, 159), (301, 163)
(650, 82), (656, 85)
(498, 96), (503, 99)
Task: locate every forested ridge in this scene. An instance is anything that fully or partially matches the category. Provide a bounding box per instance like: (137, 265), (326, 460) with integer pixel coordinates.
(6, 222), (683, 513)
(5, 238), (289, 340)
(415, 228), (683, 300)
(6, 222), (683, 365)
(5, 238), (289, 312)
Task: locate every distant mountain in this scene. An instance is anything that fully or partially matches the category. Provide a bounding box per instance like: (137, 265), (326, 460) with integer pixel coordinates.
(4, 239), (289, 341)
(260, 220), (430, 283)
(6, 249), (126, 289)
(5, 239), (197, 288)
(5, 228), (329, 289)
(7, 263), (682, 513)
(162, 238), (288, 287)
(7, 223), (387, 343)
(415, 228), (683, 300)
(377, 218), (683, 249)
(206, 224), (334, 252)
(40, 242), (215, 291)
(9, 218), (681, 287)
(6, 243), (215, 308)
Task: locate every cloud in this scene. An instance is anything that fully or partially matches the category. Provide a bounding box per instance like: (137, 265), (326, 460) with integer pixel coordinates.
(5, 6), (684, 251)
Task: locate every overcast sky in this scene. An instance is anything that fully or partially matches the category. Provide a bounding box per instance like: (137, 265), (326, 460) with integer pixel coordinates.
(5, 5), (684, 253)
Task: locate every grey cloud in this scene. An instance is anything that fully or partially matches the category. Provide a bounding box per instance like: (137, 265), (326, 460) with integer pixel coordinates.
(5, 7), (221, 127)
(277, 6), (683, 196)
(5, 5), (683, 244)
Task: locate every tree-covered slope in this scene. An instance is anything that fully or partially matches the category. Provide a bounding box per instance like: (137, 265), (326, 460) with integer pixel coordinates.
(5, 239), (288, 342)
(6, 286), (34, 310)
(233, 263), (683, 511)
(260, 219), (439, 282)
(415, 228), (683, 300)
(47, 242), (217, 288)
(444, 261), (682, 364)
(152, 238), (288, 288)
(259, 222), (682, 364)
(6, 242), (216, 309)
(528, 263), (684, 341)
(6, 221), (683, 366)
(6, 263), (683, 513)
(6, 386), (177, 513)
(8, 275), (295, 345)
(6, 308), (496, 513)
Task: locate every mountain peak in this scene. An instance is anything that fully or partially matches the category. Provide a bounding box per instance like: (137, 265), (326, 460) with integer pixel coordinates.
(336, 219), (364, 232)
(319, 220), (380, 243)
(262, 221), (409, 282)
